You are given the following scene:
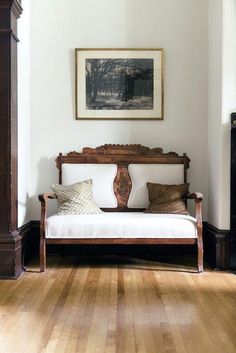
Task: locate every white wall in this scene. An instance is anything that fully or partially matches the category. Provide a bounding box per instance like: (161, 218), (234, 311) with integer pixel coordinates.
(18, 0), (31, 227)
(29, 0), (209, 219)
(208, 0), (236, 229)
(208, 0), (223, 229)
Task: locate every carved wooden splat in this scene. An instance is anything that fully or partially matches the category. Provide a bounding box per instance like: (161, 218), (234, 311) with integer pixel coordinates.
(114, 165), (132, 208)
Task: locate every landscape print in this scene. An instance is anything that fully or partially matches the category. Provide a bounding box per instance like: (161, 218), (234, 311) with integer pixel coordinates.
(85, 58), (154, 110)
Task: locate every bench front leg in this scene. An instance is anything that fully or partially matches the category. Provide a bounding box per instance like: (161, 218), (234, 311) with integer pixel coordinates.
(187, 192), (203, 272)
(38, 192), (56, 272)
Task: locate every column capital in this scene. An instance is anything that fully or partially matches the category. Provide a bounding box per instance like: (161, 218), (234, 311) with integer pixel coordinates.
(0, 0), (23, 18)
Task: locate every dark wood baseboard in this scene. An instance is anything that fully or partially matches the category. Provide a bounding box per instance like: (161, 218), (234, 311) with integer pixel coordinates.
(0, 221), (40, 278)
(229, 226), (236, 269)
(19, 221), (40, 267)
(0, 232), (22, 279)
(203, 222), (230, 270)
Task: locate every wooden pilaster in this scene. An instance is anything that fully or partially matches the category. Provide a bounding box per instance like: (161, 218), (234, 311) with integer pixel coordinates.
(0, 0), (23, 278)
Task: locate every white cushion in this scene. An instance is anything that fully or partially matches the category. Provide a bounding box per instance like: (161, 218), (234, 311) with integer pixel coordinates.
(62, 164), (117, 208)
(128, 164), (184, 208)
(46, 213), (197, 239)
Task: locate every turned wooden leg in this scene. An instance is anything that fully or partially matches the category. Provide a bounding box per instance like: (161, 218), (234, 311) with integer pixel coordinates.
(40, 236), (46, 272)
(197, 237), (203, 273)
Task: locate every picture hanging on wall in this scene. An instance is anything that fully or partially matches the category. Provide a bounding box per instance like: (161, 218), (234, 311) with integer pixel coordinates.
(75, 48), (164, 120)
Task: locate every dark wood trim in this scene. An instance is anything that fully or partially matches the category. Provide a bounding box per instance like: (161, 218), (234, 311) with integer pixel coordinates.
(18, 222), (31, 269)
(0, 233), (22, 279)
(203, 222), (230, 270)
(0, 1), (22, 18)
(0, 1), (22, 278)
(18, 221), (32, 238)
(230, 112), (236, 269)
(0, 29), (19, 42)
(18, 221), (40, 268)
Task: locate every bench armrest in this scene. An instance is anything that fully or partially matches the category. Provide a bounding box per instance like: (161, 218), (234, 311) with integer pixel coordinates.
(38, 192), (57, 238)
(187, 192), (203, 202)
(38, 192), (57, 202)
(187, 192), (203, 235)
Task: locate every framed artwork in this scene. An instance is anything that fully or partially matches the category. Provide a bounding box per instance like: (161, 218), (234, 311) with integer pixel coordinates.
(75, 48), (164, 120)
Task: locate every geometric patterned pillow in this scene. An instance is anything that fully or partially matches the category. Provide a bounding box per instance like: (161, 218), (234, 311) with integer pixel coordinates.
(51, 179), (103, 215)
(146, 182), (190, 215)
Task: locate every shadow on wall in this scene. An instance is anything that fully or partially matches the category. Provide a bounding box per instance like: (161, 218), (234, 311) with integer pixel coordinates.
(30, 157), (59, 220)
(18, 193), (31, 226)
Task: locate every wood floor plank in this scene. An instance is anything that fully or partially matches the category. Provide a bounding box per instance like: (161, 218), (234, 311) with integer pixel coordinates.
(55, 265), (91, 353)
(105, 264), (117, 353)
(0, 256), (236, 353)
(142, 270), (175, 353)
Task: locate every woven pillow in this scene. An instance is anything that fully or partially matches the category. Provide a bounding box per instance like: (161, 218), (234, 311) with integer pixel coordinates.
(146, 182), (190, 215)
(51, 179), (103, 215)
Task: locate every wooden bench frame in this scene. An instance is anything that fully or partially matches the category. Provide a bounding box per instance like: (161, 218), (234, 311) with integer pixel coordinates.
(38, 144), (203, 272)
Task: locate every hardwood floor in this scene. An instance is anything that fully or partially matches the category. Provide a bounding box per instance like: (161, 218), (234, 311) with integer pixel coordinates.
(0, 255), (236, 353)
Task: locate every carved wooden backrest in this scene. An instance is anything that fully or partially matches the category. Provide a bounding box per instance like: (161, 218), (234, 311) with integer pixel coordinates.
(55, 144), (190, 211)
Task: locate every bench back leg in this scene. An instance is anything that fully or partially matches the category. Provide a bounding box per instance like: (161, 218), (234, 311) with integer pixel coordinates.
(40, 237), (46, 272)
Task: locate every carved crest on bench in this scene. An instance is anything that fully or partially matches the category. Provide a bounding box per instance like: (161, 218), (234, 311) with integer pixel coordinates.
(64, 144), (184, 158)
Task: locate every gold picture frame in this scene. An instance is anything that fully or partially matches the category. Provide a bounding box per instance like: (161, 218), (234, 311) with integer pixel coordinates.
(75, 48), (164, 120)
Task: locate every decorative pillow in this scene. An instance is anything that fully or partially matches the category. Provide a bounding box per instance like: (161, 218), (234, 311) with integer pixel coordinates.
(51, 179), (103, 215)
(146, 182), (190, 215)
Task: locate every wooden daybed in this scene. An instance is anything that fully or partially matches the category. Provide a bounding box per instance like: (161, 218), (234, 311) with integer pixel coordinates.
(38, 144), (203, 272)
